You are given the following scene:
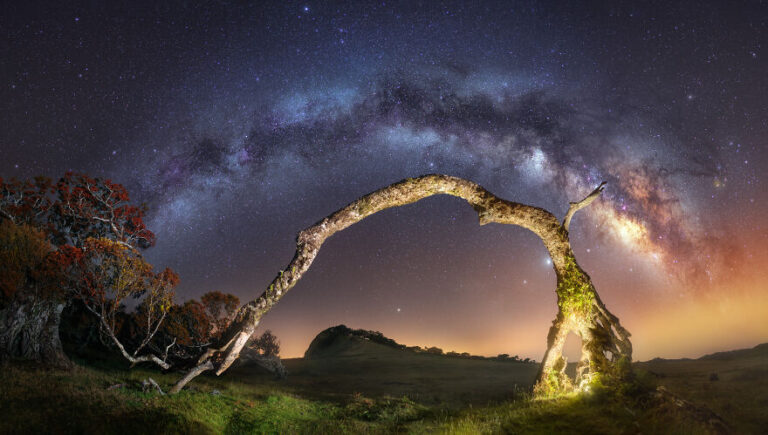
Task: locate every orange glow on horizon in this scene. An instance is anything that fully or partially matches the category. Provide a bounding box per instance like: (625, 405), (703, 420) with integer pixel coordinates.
(630, 283), (768, 360)
(274, 277), (768, 361)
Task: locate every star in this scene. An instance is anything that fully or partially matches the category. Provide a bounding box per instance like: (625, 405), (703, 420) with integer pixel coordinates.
(2, 0), (765, 363)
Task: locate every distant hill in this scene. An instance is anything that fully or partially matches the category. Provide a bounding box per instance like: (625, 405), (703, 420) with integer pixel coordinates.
(304, 325), (406, 359)
(698, 342), (768, 361)
(303, 324), (533, 363)
(286, 325), (539, 407)
(642, 342), (768, 363)
(634, 341), (768, 433)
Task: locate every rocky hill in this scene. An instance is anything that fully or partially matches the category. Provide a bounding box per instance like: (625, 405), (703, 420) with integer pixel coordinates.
(303, 325), (406, 359)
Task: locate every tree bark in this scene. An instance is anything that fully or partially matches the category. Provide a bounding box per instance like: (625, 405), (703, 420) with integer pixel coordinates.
(0, 297), (71, 368)
(170, 174), (631, 395)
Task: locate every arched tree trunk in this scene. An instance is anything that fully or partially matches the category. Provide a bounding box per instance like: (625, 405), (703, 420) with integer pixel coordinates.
(0, 297), (71, 368)
(533, 250), (632, 395)
(170, 174), (631, 395)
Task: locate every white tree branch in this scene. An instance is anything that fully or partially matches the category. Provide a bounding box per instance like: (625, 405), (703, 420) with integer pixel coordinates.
(562, 181), (606, 232)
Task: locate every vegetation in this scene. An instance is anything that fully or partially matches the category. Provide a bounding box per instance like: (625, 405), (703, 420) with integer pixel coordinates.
(3, 172), (755, 433)
(555, 257), (596, 316)
(2, 174), (627, 395)
(0, 173), (247, 385)
(3, 341), (762, 434)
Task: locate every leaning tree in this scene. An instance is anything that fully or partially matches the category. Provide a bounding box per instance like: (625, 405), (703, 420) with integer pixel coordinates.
(169, 174), (632, 396)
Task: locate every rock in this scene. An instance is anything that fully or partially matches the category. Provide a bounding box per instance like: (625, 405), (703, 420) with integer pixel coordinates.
(252, 354), (287, 379)
(141, 377), (165, 395)
(304, 325), (405, 359)
(239, 348), (287, 379)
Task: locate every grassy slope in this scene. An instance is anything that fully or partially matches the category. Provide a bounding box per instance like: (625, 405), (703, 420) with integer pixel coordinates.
(276, 339), (538, 407)
(2, 341), (766, 433)
(636, 344), (768, 434)
(0, 361), (374, 434)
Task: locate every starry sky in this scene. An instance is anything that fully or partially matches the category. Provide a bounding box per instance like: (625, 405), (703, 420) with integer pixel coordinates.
(2, 1), (767, 361)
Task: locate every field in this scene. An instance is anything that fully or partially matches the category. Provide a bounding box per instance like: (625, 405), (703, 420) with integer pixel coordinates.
(1, 337), (766, 434)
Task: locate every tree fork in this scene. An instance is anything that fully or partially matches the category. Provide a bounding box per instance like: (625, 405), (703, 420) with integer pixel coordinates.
(169, 174), (632, 395)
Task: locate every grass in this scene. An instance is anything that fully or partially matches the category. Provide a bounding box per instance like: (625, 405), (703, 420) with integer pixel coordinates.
(408, 383), (721, 434)
(2, 341), (766, 433)
(0, 356), (442, 434)
(273, 350), (537, 408)
(636, 345), (768, 434)
(0, 361), (372, 434)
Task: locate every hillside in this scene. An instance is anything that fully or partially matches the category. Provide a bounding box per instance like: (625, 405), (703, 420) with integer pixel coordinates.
(272, 325), (539, 407)
(635, 342), (768, 433)
(303, 325), (407, 359)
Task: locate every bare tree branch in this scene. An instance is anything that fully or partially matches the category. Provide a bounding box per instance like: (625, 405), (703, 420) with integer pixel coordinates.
(169, 361), (214, 394)
(562, 181), (606, 232)
(162, 338), (176, 362)
(82, 300), (171, 370)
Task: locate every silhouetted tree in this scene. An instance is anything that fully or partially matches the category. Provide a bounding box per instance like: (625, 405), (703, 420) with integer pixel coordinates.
(250, 330), (280, 357)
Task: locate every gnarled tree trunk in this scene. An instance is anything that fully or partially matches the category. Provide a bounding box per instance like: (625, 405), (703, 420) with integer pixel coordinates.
(0, 297), (71, 368)
(170, 174), (631, 395)
(533, 251), (632, 395)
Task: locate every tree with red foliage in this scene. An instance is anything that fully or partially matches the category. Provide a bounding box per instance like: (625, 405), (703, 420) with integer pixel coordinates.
(152, 292), (240, 363)
(0, 173), (167, 367)
(159, 300), (213, 357)
(0, 220), (70, 367)
(2, 172), (251, 388)
(51, 238), (178, 369)
(49, 172), (155, 248)
(0, 176), (53, 226)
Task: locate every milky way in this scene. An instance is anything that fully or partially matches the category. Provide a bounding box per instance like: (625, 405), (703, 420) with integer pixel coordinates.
(2, 1), (767, 359)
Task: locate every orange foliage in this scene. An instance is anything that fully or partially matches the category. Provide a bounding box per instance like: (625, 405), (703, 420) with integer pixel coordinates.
(51, 238), (177, 336)
(161, 291), (240, 348)
(0, 220), (59, 303)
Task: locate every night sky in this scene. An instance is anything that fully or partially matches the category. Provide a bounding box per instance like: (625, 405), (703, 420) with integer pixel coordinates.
(2, 1), (767, 360)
